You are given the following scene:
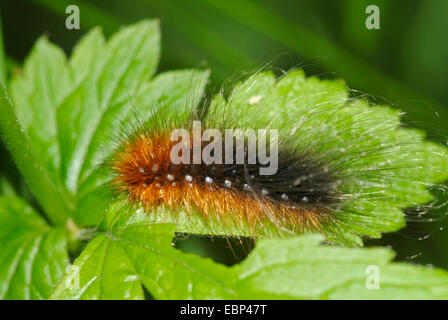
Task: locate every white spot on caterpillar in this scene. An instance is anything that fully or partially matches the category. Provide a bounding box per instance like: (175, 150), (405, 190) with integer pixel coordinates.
(205, 177), (213, 184)
(138, 167), (145, 173)
(224, 180), (232, 187)
(152, 164), (158, 172)
(167, 174), (174, 181)
(185, 175), (193, 182)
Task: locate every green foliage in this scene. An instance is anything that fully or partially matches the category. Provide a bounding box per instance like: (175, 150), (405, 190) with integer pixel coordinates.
(0, 197), (68, 299)
(5, 20), (209, 228)
(0, 19), (447, 300)
(51, 201), (237, 300)
(51, 201), (448, 299)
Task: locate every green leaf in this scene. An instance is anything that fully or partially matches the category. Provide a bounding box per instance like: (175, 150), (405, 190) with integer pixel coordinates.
(233, 235), (448, 299)
(10, 37), (71, 190)
(51, 201), (448, 299)
(50, 201), (237, 300)
(67, 68), (445, 246)
(59, 21), (160, 196)
(8, 20), (160, 224)
(200, 70), (448, 245)
(0, 196), (68, 300)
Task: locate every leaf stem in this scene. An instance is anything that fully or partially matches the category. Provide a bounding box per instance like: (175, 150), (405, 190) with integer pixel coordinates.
(0, 85), (71, 225)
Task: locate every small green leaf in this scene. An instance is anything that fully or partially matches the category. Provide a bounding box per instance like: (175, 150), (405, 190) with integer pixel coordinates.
(10, 37), (71, 189)
(0, 196), (68, 300)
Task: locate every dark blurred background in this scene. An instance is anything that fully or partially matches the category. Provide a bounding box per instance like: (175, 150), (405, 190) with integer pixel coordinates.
(1, 0), (448, 268)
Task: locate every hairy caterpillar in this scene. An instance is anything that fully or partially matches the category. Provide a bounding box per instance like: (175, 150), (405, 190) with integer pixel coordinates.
(107, 69), (448, 246)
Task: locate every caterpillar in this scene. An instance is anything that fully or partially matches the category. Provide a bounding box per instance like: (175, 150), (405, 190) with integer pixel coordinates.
(107, 69), (448, 246)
